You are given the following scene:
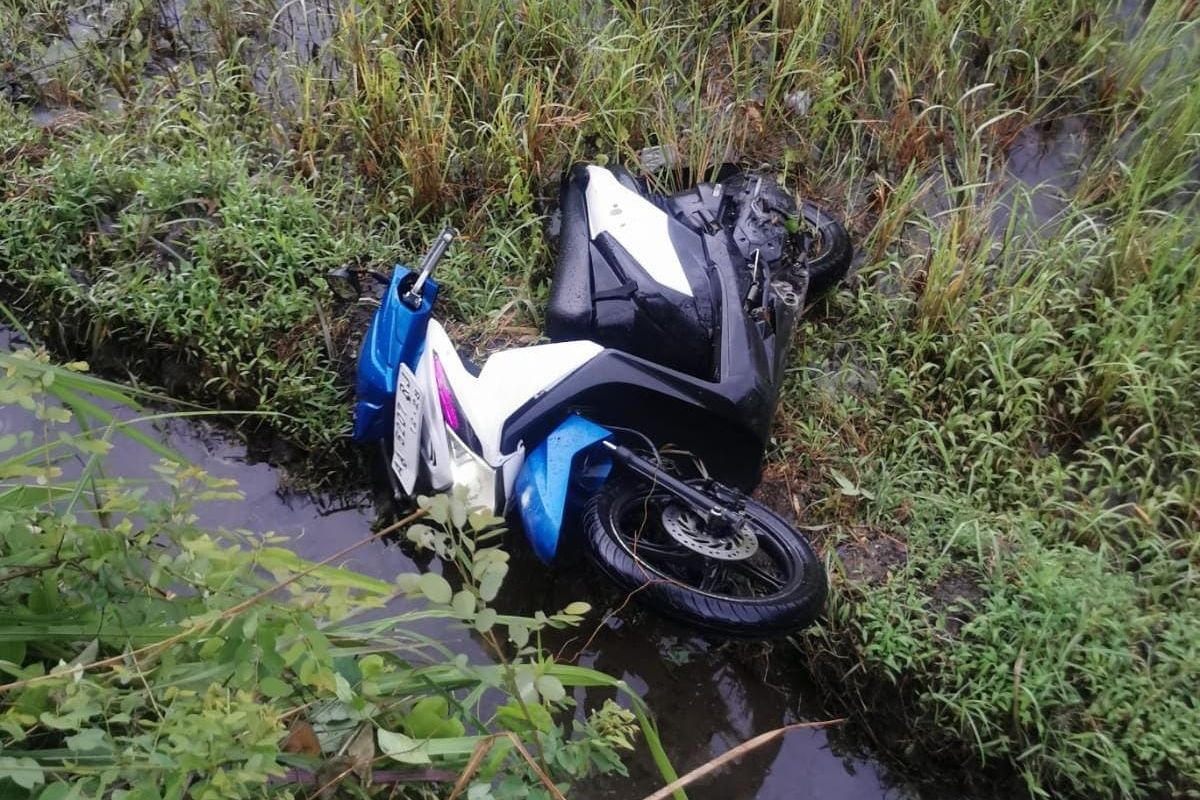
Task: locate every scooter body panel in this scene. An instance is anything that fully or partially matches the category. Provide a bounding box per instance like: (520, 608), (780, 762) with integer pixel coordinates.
(582, 166), (693, 297)
(513, 415), (613, 563)
(354, 276), (606, 515)
(352, 268), (438, 443)
(414, 321), (603, 505)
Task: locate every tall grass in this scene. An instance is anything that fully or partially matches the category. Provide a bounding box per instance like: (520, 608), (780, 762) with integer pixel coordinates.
(2, 0), (1199, 796)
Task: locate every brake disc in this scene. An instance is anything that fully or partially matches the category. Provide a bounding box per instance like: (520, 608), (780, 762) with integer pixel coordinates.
(661, 504), (758, 561)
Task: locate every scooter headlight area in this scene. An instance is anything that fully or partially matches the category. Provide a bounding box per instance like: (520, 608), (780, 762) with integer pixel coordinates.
(350, 163), (851, 637)
(351, 267), (437, 445)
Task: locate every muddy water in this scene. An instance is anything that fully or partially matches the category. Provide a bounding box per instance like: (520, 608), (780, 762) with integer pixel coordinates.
(994, 116), (1088, 236)
(2, 329), (916, 799)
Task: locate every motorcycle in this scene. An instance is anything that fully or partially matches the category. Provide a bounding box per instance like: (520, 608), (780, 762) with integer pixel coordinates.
(346, 163), (851, 636)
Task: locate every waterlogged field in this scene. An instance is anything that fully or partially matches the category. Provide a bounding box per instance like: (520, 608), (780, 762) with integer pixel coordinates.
(1, 0), (1198, 798)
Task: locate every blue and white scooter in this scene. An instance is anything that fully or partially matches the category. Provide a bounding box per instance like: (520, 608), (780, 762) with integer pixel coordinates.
(349, 164), (850, 636)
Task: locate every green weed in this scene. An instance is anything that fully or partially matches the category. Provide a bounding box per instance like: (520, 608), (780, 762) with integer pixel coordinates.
(0, 350), (676, 798)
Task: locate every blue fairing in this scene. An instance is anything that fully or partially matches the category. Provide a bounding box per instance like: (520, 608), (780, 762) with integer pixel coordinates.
(352, 268), (438, 443)
(515, 415), (613, 563)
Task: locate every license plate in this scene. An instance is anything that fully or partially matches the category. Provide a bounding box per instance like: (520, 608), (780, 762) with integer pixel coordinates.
(391, 364), (422, 493)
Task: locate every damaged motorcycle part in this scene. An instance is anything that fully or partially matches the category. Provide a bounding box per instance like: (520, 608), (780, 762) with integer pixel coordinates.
(403, 226), (456, 308)
(353, 164), (850, 636)
(584, 475), (826, 637)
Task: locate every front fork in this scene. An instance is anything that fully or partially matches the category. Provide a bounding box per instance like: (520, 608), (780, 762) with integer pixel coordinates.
(598, 441), (748, 536)
(517, 415), (749, 563)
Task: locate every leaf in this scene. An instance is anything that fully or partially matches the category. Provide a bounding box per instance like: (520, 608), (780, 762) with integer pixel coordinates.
(478, 565), (506, 602)
(830, 469), (859, 496)
(828, 469), (876, 501)
(468, 508), (501, 532)
(343, 724), (375, 783)
(258, 676), (293, 699)
(359, 654), (386, 679)
(68, 639), (98, 668)
(0, 639), (26, 665)
(36, 784), (72, 800)
(377, 728), (432, 764)
(282, 719), (321, 757)
(474, 608), (498, 634)
(494, 701), (553, 733)
(39, 710), (87, 730)
(404, 696), (465, 740)
(396, 573), (421, 594)
(198, 637), (226, 659)
(0, 756), (45, 790)
(403, 707), (443, 740)
(14, 684), (51, 718)
(417, 494), (450, 525)
(440, 717), (467, 738)
(479, 736), (515, 780)
(467, 783), (494, 800)
(563, 602), (591, 616)
(513, 665), (537, 703)
(255, 547), (392, 595)
(449, 494), (468, 529)
(65, 727), (109, 752)
(418, 572), (453, 605)
(334, 673), (355, 703)
(405, 523), (434, 548)
(410, 695), (448, 721)
(535, 675), (566, 703)
(451, 590), (476, 617)
(507, 622), (529, 649)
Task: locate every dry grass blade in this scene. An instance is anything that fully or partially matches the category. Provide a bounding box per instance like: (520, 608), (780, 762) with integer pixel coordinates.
(447, 735), (499, 800)
(638, 719), (847, 800)
(507, 731), (567, 800)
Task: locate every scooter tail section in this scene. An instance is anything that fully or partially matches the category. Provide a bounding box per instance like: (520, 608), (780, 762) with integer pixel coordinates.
(514, 415), (612, 563)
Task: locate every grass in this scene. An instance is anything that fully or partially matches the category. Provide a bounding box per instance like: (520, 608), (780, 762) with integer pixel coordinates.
(1, 0), (1198, 796)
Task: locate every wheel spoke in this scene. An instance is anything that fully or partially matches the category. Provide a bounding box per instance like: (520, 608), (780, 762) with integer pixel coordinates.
(698, 563), (730, 592)
(725, 558), (784, 591)
(627, 539), (699, 562)
(612, 484), (794, 601)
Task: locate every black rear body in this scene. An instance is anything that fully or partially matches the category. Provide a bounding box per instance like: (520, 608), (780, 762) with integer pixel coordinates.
(504, 164), (834, 490)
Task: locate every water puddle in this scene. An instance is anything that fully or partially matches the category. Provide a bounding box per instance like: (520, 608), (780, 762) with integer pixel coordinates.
(993, 116), (1088, 236)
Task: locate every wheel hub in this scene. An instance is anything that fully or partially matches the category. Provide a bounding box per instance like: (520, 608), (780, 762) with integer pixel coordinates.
(661, 504), (758, 561)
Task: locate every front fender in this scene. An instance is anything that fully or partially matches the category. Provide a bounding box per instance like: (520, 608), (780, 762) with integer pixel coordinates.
(514, 415), (612, 563)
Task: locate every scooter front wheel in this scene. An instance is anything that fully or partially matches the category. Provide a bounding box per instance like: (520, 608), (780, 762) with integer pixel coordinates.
(583, 477), (826, 637)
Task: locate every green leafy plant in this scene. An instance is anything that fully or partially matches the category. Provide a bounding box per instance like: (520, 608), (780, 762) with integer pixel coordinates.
(0, 350), (679, 798)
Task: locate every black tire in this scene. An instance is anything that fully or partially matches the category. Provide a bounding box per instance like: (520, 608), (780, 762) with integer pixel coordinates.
(799, 201), (853, 300)
(583, 477), (826, 637)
